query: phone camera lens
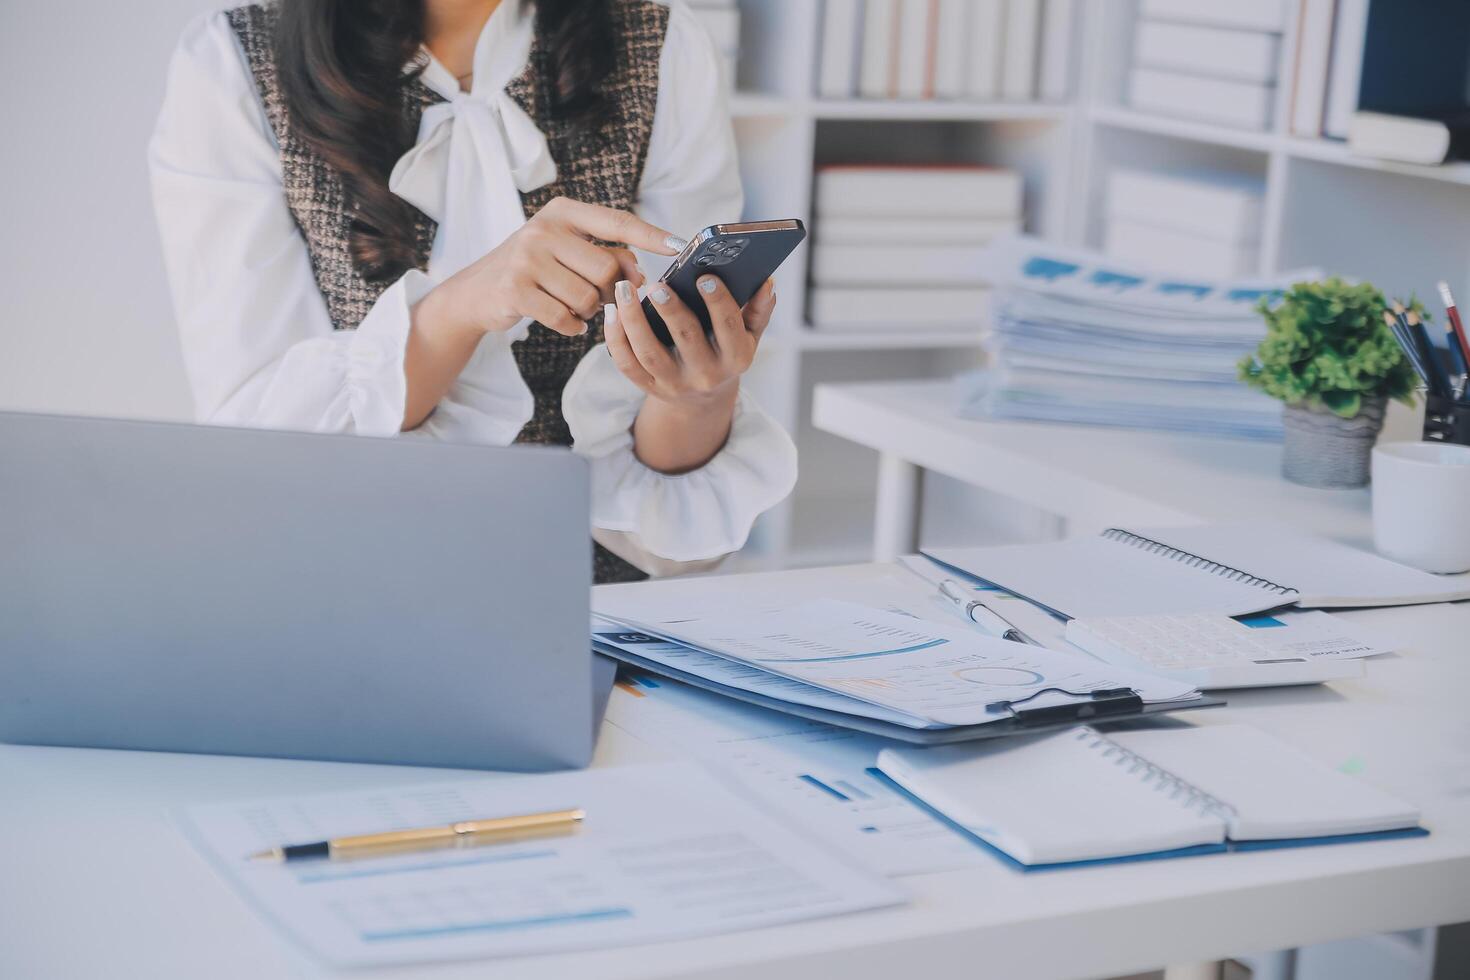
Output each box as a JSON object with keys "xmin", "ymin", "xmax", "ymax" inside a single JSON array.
[{"xmin": 696, "ymin": 254, "xmax": 717, "ymax": 267}]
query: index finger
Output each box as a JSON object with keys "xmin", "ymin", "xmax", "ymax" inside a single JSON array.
[{"xmin": 551, "ymin": 199, "xmax": 683, "ymax": 255}]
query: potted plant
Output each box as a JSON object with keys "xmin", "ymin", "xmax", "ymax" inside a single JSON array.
[{"xmin": 1238, "ymin": 277, "xmax": 1418, "ymax": 488}]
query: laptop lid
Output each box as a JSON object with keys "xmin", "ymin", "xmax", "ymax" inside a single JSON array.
[{"xmin": 0, "ymin": 412, "xmax": 594, "ymax": 771}]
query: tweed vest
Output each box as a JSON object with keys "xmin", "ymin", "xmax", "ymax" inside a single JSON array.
[{"xmin": 226, "ymin": 0, "xmax": 671, "ymax": 583}]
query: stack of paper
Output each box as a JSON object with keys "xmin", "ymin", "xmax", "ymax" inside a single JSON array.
[
  {"xmin": 957, "ymin": 236, "xmax": 1306, "ymax": 440},
  {"xmin": 592, "ymin": 595, "xmax": 1202, "ymax": 740}
]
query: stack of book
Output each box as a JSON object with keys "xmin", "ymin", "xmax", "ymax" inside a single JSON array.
[
  {"xmin": 819, "ymin": 0, "xmax": 1078, "ymax": 102},
  {"xmin": 807, "ymin": 165, "xmax": 1022, "ymax": 331},
  {"xmin": 1128, "ymin": 0, "xmax": 1285, "ymax": 131},
  {"xmin": 1103, "ymin": 168, "xmax": 1266, "ymax": 280},
  {"xmin": 956, "ymin": 237, "xmax": 1295, "ymax": 440},
  {"xmin": 687, "ymin": 0, "xmax": 740, "ymax": 91}
]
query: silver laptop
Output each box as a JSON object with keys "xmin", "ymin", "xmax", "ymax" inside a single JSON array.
[{"xmin": 0, "ymin": 411, "xmax": 606, "ymax": 771}]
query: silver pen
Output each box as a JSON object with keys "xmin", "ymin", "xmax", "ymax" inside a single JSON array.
[{"xmin": 937, "ymin": 579, "xmax": 1039, "ymax": 645}]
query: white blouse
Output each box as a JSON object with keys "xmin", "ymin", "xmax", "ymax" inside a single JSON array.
[{"xmin": 148, "ymin": 1, "xmax": 797, "ymax": 569}]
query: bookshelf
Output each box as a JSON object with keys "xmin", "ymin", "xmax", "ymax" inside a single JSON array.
[{"xmin": 727, "ymin": 0, "xmax": 1470, "ymax": 585}]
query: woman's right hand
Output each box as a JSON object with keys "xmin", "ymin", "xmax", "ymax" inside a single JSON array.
[{"xmin": 418, "ymin": 197, "xmax": 685, "ymax": 338}]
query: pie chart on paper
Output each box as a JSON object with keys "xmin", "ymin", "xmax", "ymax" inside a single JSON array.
[{"xmin": 953, "ymin": 666, "xmax": 1045, "ymax": 687}]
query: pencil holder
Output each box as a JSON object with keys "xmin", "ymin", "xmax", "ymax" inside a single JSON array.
[{"xmin": 1421, "ymin": 394, "xmax": 1470, "ymax": 447}]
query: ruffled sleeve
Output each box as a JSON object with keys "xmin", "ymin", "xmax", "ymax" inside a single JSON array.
[
  {"xmin": 148, "ymin": 12, "xmax": 421, "ymax": 436},
  {"xmin": 562, "ymin": 349, "xmax": 798, "ymax": 565}
]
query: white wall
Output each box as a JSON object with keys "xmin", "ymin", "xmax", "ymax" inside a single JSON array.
[{"xmin": 0, "ymin": 1, "xmax": 221, "ymax": 421}]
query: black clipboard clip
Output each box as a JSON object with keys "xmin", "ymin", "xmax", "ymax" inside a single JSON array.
[{"xmin": 986, "ymin": 687, "xmax": 1145, "ymax": 728}]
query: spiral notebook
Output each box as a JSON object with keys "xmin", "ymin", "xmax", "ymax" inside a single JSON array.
[
  {"xmin": 875, "ymin": 724, "xmax": 1425, "ymax": 871},
  {"xmin": 924, "ymin": 522, "xmax": 1470, "ymax": 620}
]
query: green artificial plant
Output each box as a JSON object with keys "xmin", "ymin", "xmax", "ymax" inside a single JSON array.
[{"xmin": 1238, "ymin": 277, "xmax": 1419, "ymax": 419}]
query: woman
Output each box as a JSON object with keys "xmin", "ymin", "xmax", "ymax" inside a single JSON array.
[{"xmin": 149, "ymin": 0, "xmax": 796, "ymax": 583}]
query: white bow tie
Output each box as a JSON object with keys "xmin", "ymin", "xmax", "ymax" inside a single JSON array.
[{"xmin": 388, "ymin": 4, "xmax": 558, "ymax": 285}]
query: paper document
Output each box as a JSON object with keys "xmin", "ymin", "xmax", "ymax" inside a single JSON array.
[
  {"xmin": 605, "ymin": 678, "xmax": 988, "ymax": 876},
  {"xmin": 1241, "ymin": 610, "xmax": 1390, "ymax": 660},
  {"xmin": 593, "ymin": 615, "xmax": 935, "ymax": 729},
  {"xmin": 181, "ymin": 764, "xmax": 902, "ymax": 967},
  {"xmin": 622, "ymin": 600, "xmax": 1199, "ymax": 728}
]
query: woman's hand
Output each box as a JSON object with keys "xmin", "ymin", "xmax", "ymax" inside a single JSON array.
[
  {"xmin": 604, "ymin": 273, "xmax": 778, "ymax": 474},
  {"xmin": 420, "ymin": 196, "xmax": 683, "ymax": 338},
  {"xmin": 401, "ymin": 198, "xmax": 682, "ymax": 429}
]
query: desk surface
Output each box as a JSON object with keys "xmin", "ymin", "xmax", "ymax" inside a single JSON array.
[
  {"xmin": 4, "ymin": 563, "xmax": 1468, "ymax": 980},
  {"xmin": 813, "ymin": 380, "xmax": 1375, "ymax": 541}
]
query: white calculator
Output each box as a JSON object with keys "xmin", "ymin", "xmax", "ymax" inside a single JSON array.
[{"xmin": 1064, "ymin": 613, "xmax": 1365, "ymax": 690}]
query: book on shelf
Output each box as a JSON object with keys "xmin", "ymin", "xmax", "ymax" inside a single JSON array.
[
  {"xmin": 811, "ymin": 245, "xmax": 992, "ymax": 287},
  {"xmin": 1106, "ymin": 169, "xmax": 1265, "ymax": 244},
  {"xmin": 1342, "ymin": 0, "xmax": 1470, "ymax": 161},
  {"xmin": 932, "ymin": 0, "xmax": 970, "ymax": 100},
  {"xmin": 818, "ymin": 216, "xmax": 1021, "ymax": 245},
  {"xmin": 817, "ymin": 0, "xmax": 863, "ymax": 99},
  {"xmin": 859, "ymin": 0, "xmax": 898, "ymax": 99},
  {"xmin": 808, "ymin": 287, "xmax": 992, "ymax": 330},
  {"xmin": 686, "ymin": 0, "xmax": 739, "ymax": 91},
  {"xmin": 1000, "ymin": 0, "xmax": 1041, "ymax": 100},
  {"xmin": 895, "ymin": 0, "xmax": 931, "ymax": 100},
  {"xmin": 1288, "ymin": 0, "xmax": 1337, "ymax": 137},
  {"xmin": 966, "ymin": 0, "xmax": 1005, "ymax": 100},
  {"xmin": 1322, "ymin": 0, "xmax": 1370, "ymax": 140},
  {"xmin": 1130, "ymin": 67, "xmax": 1275, "ymax": 131},
  {"xmin": 1038, "ymin": 0, "xmax": 1078, "ymax": 102},
  {"xmin": 1104, "ymin": 221, "xmax": 1261, "ymax": 280},
  {"xmin": 1138, "ymin": 0, "xmax": 1289, "ymax": 33},
  {"xmin": 814, "ymin": 165, "xmax": 1024, "ymax": 218},
  {"xmin": 1348, "ymin": 110, "xmax": 1470, "ymax": 166},
  {"xmin": 1134, "ymin": 20, "xmax": 1281, "ymax": 85}
]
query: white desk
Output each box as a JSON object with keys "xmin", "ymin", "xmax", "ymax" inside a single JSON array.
[
  {"xmin": 4, "ymin": 563, "xmax": 1468, "ymax": 980},
  {"xmin": 811, "ymin": 380, "xmax": 1375, "ymax": 561}
]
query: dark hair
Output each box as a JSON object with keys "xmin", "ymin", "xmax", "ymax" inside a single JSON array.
[{"xmin": 274, "ymin": 0, "xmax": 613, "ymax": 281}]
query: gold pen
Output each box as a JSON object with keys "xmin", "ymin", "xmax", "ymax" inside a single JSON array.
[{"xmin": 247, "ymin": 807, "xmax": 585, "ymax": 863}]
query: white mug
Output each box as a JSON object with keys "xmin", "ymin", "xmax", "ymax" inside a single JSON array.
[{"xmin": 1372, "ymin": 441, "xmax": 1470, "ymax": 574}]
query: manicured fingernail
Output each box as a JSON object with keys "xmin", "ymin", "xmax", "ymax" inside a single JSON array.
[
  {"xmin": 698, "ymin": 276, "xmax": 718, "ymax": 294},
  {"xmin": 603, "ymin": 303, "xmax": 618, "ymax": 328},
  {"xmin": 664, "ymin": 235, "xmax": 688, "ymax": 252},
  {"xmin": 616, "ymin": 280, "xmax": 632, "ymax": 302},
  {"xmin": 651, "ymin": 287, "xmax": 671, "ymax": 304}
]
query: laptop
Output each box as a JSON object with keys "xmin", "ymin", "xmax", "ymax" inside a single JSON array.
[{"xmin": 0, "ymin": 411, "xmax": 610, "ymax": 771}]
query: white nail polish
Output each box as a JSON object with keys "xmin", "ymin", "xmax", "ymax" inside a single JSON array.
[
  {"xmin": 698, "ymin": 277, "xmax": 718, "ymax": 294},
  {"xmin": 615, "ymin": 280, "xmax": 632, "ymax": 302},
  {"xmin": 664, "ymin": 235, "xmax": 689, "ymax": 253},
  {"xmin": 603, "ymin": 303, "xmax": 618, "ymax": 327},
  {"xmin": 651, "ymin": 287, "xmax": 671, "ymax": 304}
]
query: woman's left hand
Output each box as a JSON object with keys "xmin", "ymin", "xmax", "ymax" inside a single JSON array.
[
  {"xmin": 604, "ymin": 274, "xmax": 776, "ymax": 405},
  {"xmin": 603, "ymin": 273, "xmax": 776, "ymax": 474}
]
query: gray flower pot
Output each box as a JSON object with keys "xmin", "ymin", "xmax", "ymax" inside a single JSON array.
[{"xmin": 1281, "ymin": 396, "xmax": 1387, "ymax": 488}]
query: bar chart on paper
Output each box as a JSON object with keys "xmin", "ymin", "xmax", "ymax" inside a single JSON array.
[{"xmin": 604, "ymin": 679, "xmax": 989, "ymax": 876}]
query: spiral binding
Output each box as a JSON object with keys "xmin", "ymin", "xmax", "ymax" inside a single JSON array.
[
  {"xmin": 1072, "ymin": 728, "xmax": 1236, "ymax": 821},
  {"xmin": 1100, "ymin": 528, "xmax": 1299, "ymax": 597}
]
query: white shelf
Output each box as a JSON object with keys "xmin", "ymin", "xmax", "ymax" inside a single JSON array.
[
  {"xmin": 1089, "ymin": 105, "xmax": 1470, "ymax": 187},
  {"xmin": 1088, "ymin": 105, "xmax": 1278, "ymax": 154},
  {"xmin": 1283, "ymin": 136, "xmax": 1470, "ymax": 186},
  {"xmin": 730, "ymin": 0, "xmax": 1470, "ymax": 574}
]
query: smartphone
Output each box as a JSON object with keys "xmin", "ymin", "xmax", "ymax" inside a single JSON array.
[{"xmin": 641, "ymin": 219, "xmax": 807, "ymax": 346}]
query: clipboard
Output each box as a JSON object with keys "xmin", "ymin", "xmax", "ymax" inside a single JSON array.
[{"xmin": 593, "ymin": 642, "xmax": 1224, "ymax": 746}]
